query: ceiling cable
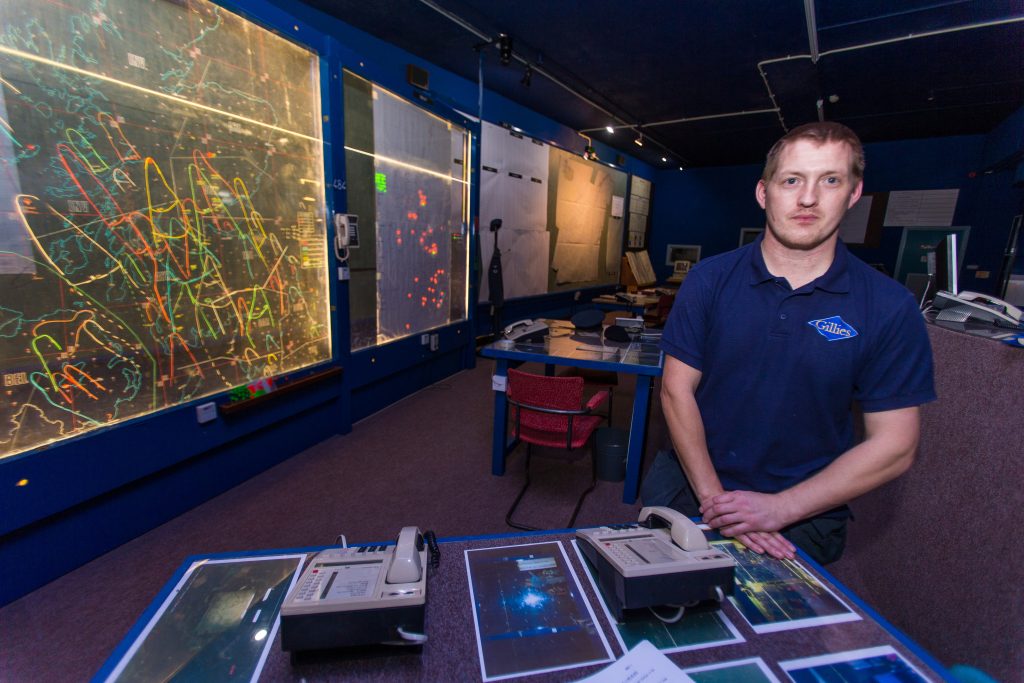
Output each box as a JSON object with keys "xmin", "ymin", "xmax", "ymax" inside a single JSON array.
[{"xmin": 414, "ymin": 0, "xmax": 688, "ymax": 166}]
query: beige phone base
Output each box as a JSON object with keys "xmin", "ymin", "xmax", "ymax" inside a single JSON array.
[
  {"xmin": 576, "ymin": 507, "xmax": 735, "ymax": 621},
  {"xmin": 280, "ymin": 528, "xmax": 428, "ymax": 653}
]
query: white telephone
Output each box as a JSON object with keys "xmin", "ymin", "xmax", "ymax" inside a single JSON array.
[
  {"xmin": 575, "ymin": 507, "xmax": 735, "ymax": 621},
  {"xmin": 280, "ymin": 527, "xmax": 430, "ymax": 652},
  {"xmin": 933, "ymin": 290, "xmax": 1022, "ymax": 328},
  {"xmin": 503, "ymin": 318, "xmax": 549, "ymax": 342}
]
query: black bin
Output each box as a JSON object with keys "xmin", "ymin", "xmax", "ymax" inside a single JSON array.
[{"xmin": 595, "ymin": 427, "xmax": 628, "ymax": 482}]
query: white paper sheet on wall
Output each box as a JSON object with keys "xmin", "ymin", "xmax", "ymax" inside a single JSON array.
[
  {"xmin": 632, "ymin": 176, "xmax": 651, "ymax": 200},
  {"xmin": 629, "ymin": 195, "xmax": 650, "ymax": 216},
  {"xmin": 480, "ymin": 120, "xmax": 506, "ymax": 171},
  {"xmin": 884, "ymin": 189, "xmax": 958, "ymax": 226},
  {"xmin": 478, "ymin": 228, "xmax": 550, "ymax": 301},
  {"xmin": 611, "ymin": 195, "xmax": 625, "ymax": 219},
  {"xmin": 480, "ymin": 121, "xmax": 549, "ymax": 234}
]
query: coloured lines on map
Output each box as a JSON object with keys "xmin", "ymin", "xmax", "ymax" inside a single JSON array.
[{"xmin": 0, "ymin": 0, "xmax": 331, "ymax": 458}]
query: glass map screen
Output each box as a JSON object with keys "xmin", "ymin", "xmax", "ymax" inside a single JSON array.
[{"xmin": 0, "ymin": 0, "xmax": 332, "ymax": 459}]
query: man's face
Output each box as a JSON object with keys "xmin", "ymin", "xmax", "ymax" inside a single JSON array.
[{"xmin": 756, "ymin": 139, "xmax": 863, "ymax": 252}]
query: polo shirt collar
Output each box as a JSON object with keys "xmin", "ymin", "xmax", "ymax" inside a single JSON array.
[{"xmin": 748, "ymin": 233, "xmax": 851, "ymax": 293}]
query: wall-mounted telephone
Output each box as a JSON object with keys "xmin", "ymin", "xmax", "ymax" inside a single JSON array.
[
  {"xmin": 933, "ymin": 290, "xmax": 1022, "ymax": 328},
  {"xmin": 503, "ymin": 318, "xmax": 549, "ymax": 343},
  {"xmin": 333, "ymin": 213, "xmax": 359, "ymax": 251},
  {"xmin": 575, "ymin": 507, "xmax": 736, "ymax": 621},
  {"xmin": 280, "ymin": 526, "xmax": 430, "ymax": 653}
]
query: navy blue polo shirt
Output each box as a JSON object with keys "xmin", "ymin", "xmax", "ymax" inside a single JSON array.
[{"xmin": 661, "ymin": 235, "xmax": 936, "ymax": 501}]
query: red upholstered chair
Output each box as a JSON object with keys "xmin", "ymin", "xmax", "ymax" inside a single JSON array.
[{"xmin": 504, "ymin": 368, "xmax": 610, "ymax": 531}]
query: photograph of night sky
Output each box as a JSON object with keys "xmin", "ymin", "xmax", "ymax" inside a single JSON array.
[{"xmin": 466, "ymin": 542, "xmax": 611, "ymax": 680}]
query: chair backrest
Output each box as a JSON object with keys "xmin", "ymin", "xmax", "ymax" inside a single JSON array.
[{"xmin": 506, "ymin": 369, "xmax": 584, "ymax": 435}]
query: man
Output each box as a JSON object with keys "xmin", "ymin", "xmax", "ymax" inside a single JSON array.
[{"xmin": 644, "ymin": 122, "xmax": 935, "ymax": 565}]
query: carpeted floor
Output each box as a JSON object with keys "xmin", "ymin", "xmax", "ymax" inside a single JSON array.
[{"xmin": 0, "ymin": 359, "xmax": 668, "ymax": 681}]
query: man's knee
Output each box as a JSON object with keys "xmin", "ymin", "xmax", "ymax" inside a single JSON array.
[
  {"xmin": 639, "ymin": 449, "xmax": 700, "ymax": 517},
  {"xmin": 781, "ymin": 517, "xmax": 847, "ymax": 565}
]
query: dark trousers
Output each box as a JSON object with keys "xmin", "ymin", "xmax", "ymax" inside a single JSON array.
[{"xmin": 640, "ymin": 449, "xmax": 847, "ymax": 565}]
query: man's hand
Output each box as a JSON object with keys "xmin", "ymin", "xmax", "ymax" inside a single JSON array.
[
  {"xmin": 732, "ymin": 531, "xmax": 796, "ymax": 560},
  {"xmin": 700, "ymin": 491, "xmax": 797, "ymax": 559}
]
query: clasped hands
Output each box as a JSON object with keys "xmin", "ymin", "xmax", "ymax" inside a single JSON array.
[{"xmin": 699, "ymin": 490, "xmax": 796, "ymax": 560}]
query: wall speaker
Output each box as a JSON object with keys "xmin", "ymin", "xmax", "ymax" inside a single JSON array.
[{"xmin": 407, "ymin": 64, "xmax": 429, "ymax": 90}]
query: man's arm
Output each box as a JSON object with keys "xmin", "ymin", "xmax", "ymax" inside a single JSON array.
[
  {"xmin": 702, "ymin": 406, "xmax": 921, "ymax": 536},
  {"xmin": 661, "ymin": 356, "xmax": 795, "ymax": 558},
  {"xmin": 660, "ymin": 355, "xmax": 721, "ymax": 502}
]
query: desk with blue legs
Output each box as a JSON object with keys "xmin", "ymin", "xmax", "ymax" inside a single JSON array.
[{"xmin": 480, "ymin": 335, "xmax": 663, "ymax": 504}]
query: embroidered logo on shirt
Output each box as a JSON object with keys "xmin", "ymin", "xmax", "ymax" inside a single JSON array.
[{"xmin": 807, "ymin": 316, "xmax": 858, "ymax": 341}]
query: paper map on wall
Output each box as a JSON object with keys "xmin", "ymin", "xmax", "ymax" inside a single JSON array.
[
  {"xmin": 0, "ymin": 0, "xmax": 331, "ymax": 459},
  {"xmin": 552, "ymin": 154, "xmax": 613, "ymax": 284}
]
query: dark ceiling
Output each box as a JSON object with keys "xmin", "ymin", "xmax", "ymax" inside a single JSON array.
[{"xmin": 299, "ymin": 0, "xmax": 1024, "ymax": 169}]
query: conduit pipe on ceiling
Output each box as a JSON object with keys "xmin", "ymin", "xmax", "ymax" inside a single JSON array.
[
  {"xmin": 759, "ymin": 15, "xmax": 1024, "ymax": 131},
  {"xmin": 416, "ymin": 0, "xmax": 686, "ymax": 165}
]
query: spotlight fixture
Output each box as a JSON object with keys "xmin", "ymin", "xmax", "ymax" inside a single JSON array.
[
  {"xmin": 520, "ymin": 64, "xmax": 532, "ymax": 87},
  {"xmin": 605, "ymin": 126, "xmax": 614, "ymax": 134},
  {"xmin": 497, "ymin": 33, "xmax": 513, "ymax": 66},
  {"xmin": 633, "ymin": 133, "xmax": 643, "ymax": 147},
  {"xmin": 661, "ymin": 157, "xmax": 667, "ymax": 162}
]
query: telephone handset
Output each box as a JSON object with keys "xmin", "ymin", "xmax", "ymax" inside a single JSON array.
[
  {"xmin": 503, "ymin": 318, "xmax": 549, "ymax": 342},
  {"xmin": 575, "ymin": 508, "xmax": 735, "ymax": 620},
  {"xmin": 386, "ymin": 526, "xmax": 424, "ymax": 584},
  {"xmin": 280, "ymin": 526, "xmax": 431, "ymax": 653},
  {"xmin": 638, "ymin": 506, "xmax": 710, "ymax": 552}
]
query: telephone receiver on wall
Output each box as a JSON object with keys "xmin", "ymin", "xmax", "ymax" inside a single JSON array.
[
  {"xmin": 638, "ymin": 506, "xmax": 710, "ymax": 552},
  {"xmin": 386, "ymin": 526, "xmax": 424, "ymax": 584}
]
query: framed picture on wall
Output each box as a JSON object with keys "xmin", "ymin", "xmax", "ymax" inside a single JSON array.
[
  {"xmin": 739, "ymin": 228, "xmax": 763, "ymax": 246},
  {"xmin": 665, "ymin": 244, "xmax": 701, "ymax": 266}
]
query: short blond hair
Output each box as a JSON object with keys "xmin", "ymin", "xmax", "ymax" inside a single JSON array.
[{"xmin": 762, "ymin": 121, "xmax": 865, "ymax": 182}]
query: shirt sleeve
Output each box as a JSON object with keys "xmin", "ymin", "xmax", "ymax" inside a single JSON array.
[
  {"xmin": 855, "ymin": 292, "xmax": 937, "ymax": 412},
  {"xmin": 659, "ymin": 264, "xmax": 713, "ymax": 372}
]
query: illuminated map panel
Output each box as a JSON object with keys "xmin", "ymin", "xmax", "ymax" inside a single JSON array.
[{"xmin": 0, "ymin": 0, "xmax": 331, "ymax": 459}]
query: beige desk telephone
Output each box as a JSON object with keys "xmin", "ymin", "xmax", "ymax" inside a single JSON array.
[
  {"xmin": 280, "ymin": 527, "xmax": 430, "ymax": 652},
  {"xmin": 503, "ymin": 318, "xmax": 549, "ymax": 342},
  {"xmin": 576, "ymin": 507, "xmax": 736, "ymax": 621}
]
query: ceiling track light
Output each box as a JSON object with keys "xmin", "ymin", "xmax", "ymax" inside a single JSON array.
[
  {"xmin": 497, "ymin": 33, "xmax": 513, "ymax": 66},
  {"xmin": 520, "ymin": 64, "xmax": 532, "ymax": 87}
]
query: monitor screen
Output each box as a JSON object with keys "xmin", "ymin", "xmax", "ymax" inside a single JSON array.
[{"xmin": 932, "ymin": 234, "xmax": 959, "ymax": 295}]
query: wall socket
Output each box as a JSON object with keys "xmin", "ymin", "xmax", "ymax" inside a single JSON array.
[{"xmin": 195, "ymin": 402, "xmax": 217, "ymax": 424}]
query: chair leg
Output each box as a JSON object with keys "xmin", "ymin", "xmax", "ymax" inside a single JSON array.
[
  {"xmin": 506, "ymin": 444, "xmax": 540, "ymax": 531},
  {"xmin": 567, "ymin": 448, "xmax": 599, "ymax": 529}
]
